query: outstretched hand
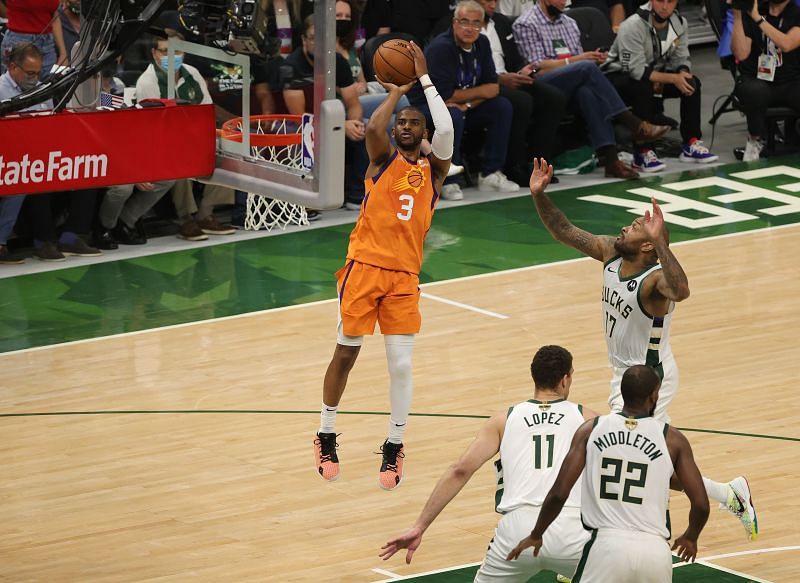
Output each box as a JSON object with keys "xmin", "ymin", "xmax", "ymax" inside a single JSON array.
[
  {"xmin": 642, "ymin": 196, "xmax": 667, "ymax": 244},
  {"xmin": 409, "ymin": 41, "xmax": 428, "ymax": 79},
  {"xmin": 379, "ymin": 526, "xmax": 424, "ymax": 564},
  {"xmin": 375, "ymin": 75, "xmax": 416, "ymax": 95},
  {"xmin": 671, "ymin": 534, "xmax": 698, "ymax": 563},
  {"xmin": 529, "ymin": 157, "xmax": 554, "ymax": 197},
  {"xmin": 506, "ymin": 534, "xmax": 542, "ymax": 561}
]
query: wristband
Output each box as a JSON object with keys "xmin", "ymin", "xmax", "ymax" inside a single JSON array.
[
  {"xmin": 756, "ymin": 16, "xmax": 766, "ymax": 25},
  {"xmin": 419, "ymin": 73, "xmax": 432, "ymax": 86}
]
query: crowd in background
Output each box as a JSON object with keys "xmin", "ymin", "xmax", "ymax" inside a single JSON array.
[{"xmin": 0, "ymin": 0, "xmax": 799, "ymax": 264}]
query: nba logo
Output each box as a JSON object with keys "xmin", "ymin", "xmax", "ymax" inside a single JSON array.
[{"xmin": 302, "ymin": 113, "xmax": 314, "ymax": 173}]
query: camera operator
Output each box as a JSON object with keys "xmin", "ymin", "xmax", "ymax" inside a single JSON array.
[{"xmin": 730, "ymin": 0, "xmax": 800, "ymax": 160}]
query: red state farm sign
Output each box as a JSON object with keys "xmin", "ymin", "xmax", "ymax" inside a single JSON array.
[{"xmin": 0, "ymin": 104, "xmax": 216, "ymax": 196}]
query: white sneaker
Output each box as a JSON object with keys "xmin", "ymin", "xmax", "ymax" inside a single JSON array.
[
  {"xmin": 441, "ymin": 183, "xmax": 464, "ymax": 200},
  {"xmin": 743, "ymin": 137, "xmax": 764, "ymax": 162},
  {"xmin": 447, "ymin": 163, "xmax": 464, "ymax": 177},
  {"xmin": 722, "ymin": 476, "xmax": 759, "ymax": 541},
  {"xmin": 478, "ymin": 170, "xmax": 520, "ymax": 192}
]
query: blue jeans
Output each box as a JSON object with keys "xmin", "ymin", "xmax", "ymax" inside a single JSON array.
[
  {"xmin": 537, "ymin": 61, "xmax": 628, "ymax": 150},
  {"xmin": 0, "ymin": 195, "xmax": 25, "ymax": 244},
  {"xmin": 418, "ymin": 95, "xmax": 513, "ymax": 185},
  {"xmin": 1, "ymin": 31, "xmax": 57, "ymax": 79}
]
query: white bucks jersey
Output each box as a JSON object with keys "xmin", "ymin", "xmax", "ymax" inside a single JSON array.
[
  {"xmin": 495, "ymin": 399, "xmax": 585, "ymax": 513},
  {"xmin": 581, "ymin": 413, "xmax": 674, "ymax": 538},
  {"xmin": 602, "ymin": 256, "xmax": 674, "ymax": 369}
]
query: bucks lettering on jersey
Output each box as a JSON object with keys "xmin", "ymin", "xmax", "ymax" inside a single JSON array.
[
  {"xmin": 602, "ymin": 256, "xmax": 674, "ymax": 369},
  {"xmin": 495, "ymin": 399, "xmax": 584, "ymax": 513},
  {"xmin": 581, "ymin": 413, "xmax": 674, "ymax": 538}
]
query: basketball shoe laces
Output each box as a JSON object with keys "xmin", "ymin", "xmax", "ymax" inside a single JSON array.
[
  {"xmin": 379, "ymin": 441, "xmax": 404, "ymax": 472},
  {"xmin": 316, "ymin": 433, "xmax": 339, "ymax": 463}
]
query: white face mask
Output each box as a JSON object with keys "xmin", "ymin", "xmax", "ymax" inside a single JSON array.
[{"xmin": 159, "ymin": 54, "xmax": 183, "ymax": 70}]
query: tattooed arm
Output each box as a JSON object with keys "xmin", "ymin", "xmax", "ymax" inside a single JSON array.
[
  {"xmin": 529, "ymin": 158, "xmax": 616, "ymax": 262},
  {"xmin": 642, "ymin": 198, "xmax": 690, "ymax": 311}
]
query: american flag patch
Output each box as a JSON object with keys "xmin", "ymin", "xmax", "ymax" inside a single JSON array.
[{"xmin": 99, "ymin": 91, "xmax": 124, "ymax": 108}]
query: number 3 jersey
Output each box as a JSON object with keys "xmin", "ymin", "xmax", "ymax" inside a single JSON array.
[
  {"xmin": 495, "ymin": 399, "xmax": 585, "ymax": 514},
  {"xmin": 345, "ymin": 150, "xmax": 438, "ymax": 275},
  {"xmin": 602, "ymin": 256, "xmax": 674, "ymax": 369},
  {"xmin": 581, "ymin": 413, "xmax": 674, "ymax": 538}
]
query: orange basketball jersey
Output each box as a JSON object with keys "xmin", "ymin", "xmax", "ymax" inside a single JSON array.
[{"xmin": 345, "ymin": 150, "xmax": 439, "ymax": 274}]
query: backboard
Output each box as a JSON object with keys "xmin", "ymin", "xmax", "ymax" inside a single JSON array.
[{"xmin": 166, "ymin": 0, "xmax": 345, "ymax": 209}]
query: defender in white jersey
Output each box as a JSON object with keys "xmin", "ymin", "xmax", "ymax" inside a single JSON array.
[
  {"xmin": 524, "ymin": 158, "xmax": 759, "ymax": 541},
  {"xmin": 380, "ymin": 346, "xmax": 598, "ymax": 582},
  {"xmin": 508, "ymin": 366, "xmax": 710, "ymax": 583}
]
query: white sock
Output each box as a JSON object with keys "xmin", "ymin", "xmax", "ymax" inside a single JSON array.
[
  {"xmin": 319, "ymin": 403, "xmax": 338, "ymax": 434},
  {"xmin": 703, "ymin": 476, "xmax": 729, "ymax": 504},
  {"xmin": 385, "ymin": 334, "xmax": 414, "ymax": 445}
]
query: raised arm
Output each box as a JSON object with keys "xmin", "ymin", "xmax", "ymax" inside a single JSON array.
[
  {"xmin": 365, "ymin": 79, "xmax": 414, "ymax": 167},
  {"xmin": 667, "ymin": 427, "xmax": 710, "ymax": 562},
  {"xmin": 409, "ymin": 42, "xmax": 453, "ymax": 190},
  {"xmin": 379, "ymin": 413, "xmax": 504, "ymax": 564},
  {"xmin": 641, "ymin": 197, "xmax": 690, "ymax": 308},
  {"xmin": 507, "ymin": 419, "xmax": 592, "ymax": 560},
  {"xmin": 529, "ymin": 159, "xmax": 616, "ymax": 262}
]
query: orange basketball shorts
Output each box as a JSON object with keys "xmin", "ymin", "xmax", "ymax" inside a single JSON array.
[{"xmin": 336, "ymin": 260, "xmax": 421, "ymax": 336}]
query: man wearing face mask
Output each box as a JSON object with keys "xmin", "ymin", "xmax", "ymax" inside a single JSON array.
[
  {"xmin": 512, "ymin": 0, "xmax": 672, "ymax": 179},
  {"xmin": 129, "ymin": 33, "xmax": 236, "ymax": 242},
  {"xmin": 135, "ymin": 34, "xmax": 211, "ymax": 105},
  {"xmin": 0, "ymin": 42, "xmax": 52, "ymax": 264},
  {"xmin": 604, "ymin": 0, "xmax": 718, "ymax": 172}
]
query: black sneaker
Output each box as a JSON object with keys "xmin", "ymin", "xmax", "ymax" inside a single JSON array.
[
  {"xmin": 377, "ymin": 440, "xmax": 405, "ymax": 491},
  {"xmin": 92, "ymin": 229, "xmax": 118, "ymax": 250},
  {"xmin": 112, "ymin": 222, "xmax": 146, "ymax": 245},
  {"xmin": 0, "ymin": 244, "xmax": 25, "ymax": 265},
  {"xmin": 313, "ymin": 432, "xmax": 340, "ymax": 481}
]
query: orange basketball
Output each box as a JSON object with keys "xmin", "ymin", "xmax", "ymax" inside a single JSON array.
[{"xmin": 373, "ymin": 39, "xmax": 416, "ymax": 85}]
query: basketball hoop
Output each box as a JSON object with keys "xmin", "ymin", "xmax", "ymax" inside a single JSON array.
[{"xmin": 220, "ymin": 114, "xmax": 312, "ymax": 231}]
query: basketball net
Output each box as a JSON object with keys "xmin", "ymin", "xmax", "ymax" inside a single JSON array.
[{"xmin": 225, "ymin": 115, "xmax": 310, "ymax": 232}]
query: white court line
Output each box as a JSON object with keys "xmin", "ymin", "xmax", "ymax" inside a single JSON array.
[
  {"xmin": 1, "ymin": 222, "xmax": 799, "ymax": 358},
  {"xmin": 370, "ymin": 567, "xmax": 400, "ymax": 578},
  {"xmin": 421, "ymin": 292, "xmax": 509, "ymax": 319},
  {"xmin": 371, "ymin": 561, "xmax": 481, "ymax": 582},
  {"xmin": 701, "ymin": 545, "xmax": 800, "ymax": 562},
  {"xmin": 694, "ymin": 560, "xmax": 774, "ymax": 583}
]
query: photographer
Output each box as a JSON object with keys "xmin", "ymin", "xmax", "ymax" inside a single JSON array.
[
  {"xmin": 730, "ymin": 0, "xmax": 800, "ymax": 160},
  {"xmin": 604, "ymin": 0, "xmax": 718, "ymax": 172}
]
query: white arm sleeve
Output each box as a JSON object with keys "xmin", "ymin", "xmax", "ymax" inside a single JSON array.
[{"xmin": 421, "ymin": 74, "xmax": 454, "ymax": 161}]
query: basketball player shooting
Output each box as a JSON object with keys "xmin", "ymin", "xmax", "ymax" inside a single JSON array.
[{"xmin": 313, "ymin": 42, "xmax": 454, "ymax": 490}]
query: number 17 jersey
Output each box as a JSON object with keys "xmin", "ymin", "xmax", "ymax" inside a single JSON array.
[{"xmin": 346, "ymin": 150, "xmax": 438, "ymax": 275}]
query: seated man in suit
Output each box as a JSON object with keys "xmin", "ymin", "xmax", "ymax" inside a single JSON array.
[{"xmin": 513, "ymin": 0, "xmax": 671, "ymax": 179}]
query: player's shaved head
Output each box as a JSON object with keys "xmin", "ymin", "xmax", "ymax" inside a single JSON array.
[{"xmin": 620, "ymin": 365, "xmax": 661, "ymax": 407}]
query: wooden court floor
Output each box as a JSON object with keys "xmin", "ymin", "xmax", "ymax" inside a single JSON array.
[{"xmin": 1, "ymin": 226, "xmax": 798, "ymax": 582}]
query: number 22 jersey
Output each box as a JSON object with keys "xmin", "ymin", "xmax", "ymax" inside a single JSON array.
[{"xmin": 346, "ymin": 150, "xmax": 439, "ymax": 275}]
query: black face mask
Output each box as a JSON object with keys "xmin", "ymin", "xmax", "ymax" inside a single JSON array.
[
  {"xmin": 652, "ymin": 11, "xmax": 669, "ymax": 23},
  {"xmin": 545, "ymin": 4, "xmax": 562, "ymax": 17},
  {"xmin": 336, "ymin": 19, "xmax": 353, "ymax": 38}
]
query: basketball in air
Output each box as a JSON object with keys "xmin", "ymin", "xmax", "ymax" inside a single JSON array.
[{"xmin": 373, "ymin": 39, "xmax": 416, "ymax": 85}]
